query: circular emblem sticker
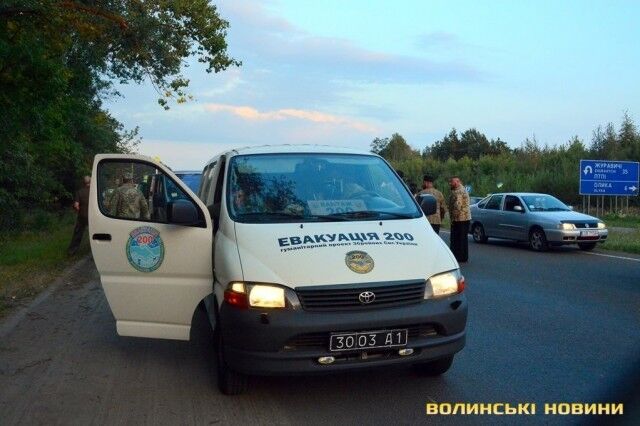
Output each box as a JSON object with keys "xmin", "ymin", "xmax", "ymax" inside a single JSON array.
[
  {"xmin": 345, "ymin": 250, "xmax": 374, "ymax": 274},
  {"xmin": 126, "ymin": 226, "xmax": 165, "ymax": 273}
]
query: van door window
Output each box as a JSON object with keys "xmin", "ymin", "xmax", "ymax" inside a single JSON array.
[{"xmin": 97, "ymin": 160, "xmax": 205, "ymax": 226}]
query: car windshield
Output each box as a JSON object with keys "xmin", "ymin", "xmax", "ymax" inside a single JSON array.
[
  {"xmin": 176, "ymin": 173, "xmax": 201, "ymax": 193},
  {"xmin": 227, "ymin": 153, "xmax": 422, "ymax": 223},
  {"xmin": 521, "ymin": 195, "xmax": 570, "ymax": 211}
]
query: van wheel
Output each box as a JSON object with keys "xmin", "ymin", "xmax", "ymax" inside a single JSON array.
[
  {"xmin": 578, "ymin": 242, "xmax": 597, "ymax": 251},
  {"xmin": 412, "ymin": 355, "xmax": 454, "ymax": 376},
  {"xmin": 214, "ymin": 324, "xmax": 248, "ymax": 395},
  {"xmin": 472, "ymin": 223, "xmax": 488, "ymax": 243},
  {"xmin": 529, "ymin": 228, "xmax": 549, "ymax": 252}
]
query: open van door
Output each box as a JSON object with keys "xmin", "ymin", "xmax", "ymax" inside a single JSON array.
[{"xmin": 89, "ymin": 154, "xmax": 212, "ymax": 340}]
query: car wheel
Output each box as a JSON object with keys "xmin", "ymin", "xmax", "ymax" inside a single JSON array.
[
  {"xmin": 214, "ymin": 321, "xmax": 248, "ymax": 395},
  {"xmin": 529, "ymin": 228, "xmax": 549, "ymax": 252},
  {"xmin": 412, "ymin": 355, "xmax": 454, "ymax": 376},
  {"xmin": 472, "ymin": 223, "xmax": 488, "ymax": 243},
  {"xmin": 578, "ymin": 242, "xmax": 597, "ymax": 251}
]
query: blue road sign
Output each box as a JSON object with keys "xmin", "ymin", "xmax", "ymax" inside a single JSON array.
[{"xmin": 579, "ymin": 160, "xmax": 639, "ymax": 196}]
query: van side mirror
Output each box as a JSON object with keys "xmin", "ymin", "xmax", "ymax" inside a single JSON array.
[
  {"xmin": 513, "ymin": 205, "xmax": 524, "ymax": 212},
  {"xmin": 168, "ymin": 200, "xmax": 199, "ymax": 224},
  {"xmin": 417, "ymin": 194, "xmax": 437, "ymax": 216}
]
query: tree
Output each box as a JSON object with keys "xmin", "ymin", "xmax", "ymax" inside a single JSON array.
[
  {"xmin": 378, "ymin": 133, "xmax": 418, "ymax": 162},
  {"xmin": 0, "ymin": 0, "xmax": 240, "ymax": 228},
  {"xmin": 370, "ymin": 137, "xmax": 389, "ymax": 154}
]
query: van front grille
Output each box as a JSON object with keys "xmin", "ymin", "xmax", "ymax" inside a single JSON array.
[{"xmin": 295, "ymin": 280, "xmax": 425, "ymax": 312}]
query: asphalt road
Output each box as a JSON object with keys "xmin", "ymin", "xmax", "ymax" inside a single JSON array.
[{"xmin": 1, "ymin": 237, "xmax": 639, "ymax": 425}]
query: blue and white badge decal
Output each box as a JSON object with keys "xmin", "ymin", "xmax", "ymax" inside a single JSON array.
[{"xmin": 126, "ymin": 226, "xmax": 165, "ymax": 273}]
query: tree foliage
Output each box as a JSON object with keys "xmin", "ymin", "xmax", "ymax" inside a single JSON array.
[
  {"xmin": 0, "ymin": 0, "xmax": 239, "ymax": 229},
  {"xmin": 375, "ymin": 113, "xmax": 640, "ymax": 207}
]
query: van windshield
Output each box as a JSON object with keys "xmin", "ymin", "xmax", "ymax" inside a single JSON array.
[{"xmin": 227, "ymin": 153, "xmax": 422, "ymax": 223}]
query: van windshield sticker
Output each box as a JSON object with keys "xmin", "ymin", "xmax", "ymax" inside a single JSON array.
[
  {"xmin": 278, "ymin": 231, "xmax": 417, "ymax": 253},
  {"xmin": 126, "ymin": 226, "xmax": 165, "ymax": 272},
  {"xmin": 307, "ymin": 200, "xmax": 366, "ymax": 215}
]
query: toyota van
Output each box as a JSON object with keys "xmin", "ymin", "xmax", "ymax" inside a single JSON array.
[{"xmin": 89, "ymin": 145, "xmax": 467, "ymax": 394}]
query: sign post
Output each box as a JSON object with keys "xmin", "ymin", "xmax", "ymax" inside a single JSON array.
[
  {"xmin": 580, "ymin": 160, "xmax": 639, "ymax": 215},
  {"xmin": 579, "ymin": 160, "xmax": 639, "ymax": 196}
]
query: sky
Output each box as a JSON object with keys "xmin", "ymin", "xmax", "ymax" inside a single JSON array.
[{"xmin": 106, "ymin": 0, "xmax": 640, "ymax": 169}]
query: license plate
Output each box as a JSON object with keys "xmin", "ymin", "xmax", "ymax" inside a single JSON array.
[
  {"xmin": 329, "ymin": 329, "xmax": 408, "ymax": 352},
  {"xmin": 580, "ymin": 230, "xmax": 599, "ymax": 237}
]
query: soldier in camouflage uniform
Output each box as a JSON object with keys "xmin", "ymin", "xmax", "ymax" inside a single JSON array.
[
  {"xmin": 448, "ymin": 177, "xmax": 471, "ymax": 262},
  {"xmin": 417, "ymin": 175, "xmax": 447, "ymax": 235},
  {"xmin": 109, "ymin": 172, "xmax": 150, "ymax": 220}
]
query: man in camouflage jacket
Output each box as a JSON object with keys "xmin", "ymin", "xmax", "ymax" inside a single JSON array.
[
  {"xmin": 417, "ymin": 175, "xmax": 447, "ymax": 235},
  {"xmin": 109, "ymin": 172, "xmax": 151, "ymax": 220},
  {"xmin": 448, "ymin": 177, "xmax": 471, "ymax": 262}
]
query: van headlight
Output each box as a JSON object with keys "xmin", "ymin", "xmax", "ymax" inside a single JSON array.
[
  {"xmin": 425, "ymin": 270, "xmax": 465, "ymax": 299},
  {"xmin": 224, "ymin": 282, "xmax": 289, "ymax": 309}
]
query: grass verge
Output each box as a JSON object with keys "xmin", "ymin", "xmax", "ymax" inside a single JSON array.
[
  {"xmin": 599, "ymin": 228, "xmax": 640, "ymax": 254},
  {"xmin": 601, "ymin": 214, "xmax": 640, "ymax": 229},
  {"xmin": 0, "ymin": 212, "xmax": 90, "ymax": 316}
]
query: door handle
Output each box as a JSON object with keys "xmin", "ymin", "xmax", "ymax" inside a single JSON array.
[{"xmin": 92, "ymin": 233, "xmax": 112, "ymax": 241}]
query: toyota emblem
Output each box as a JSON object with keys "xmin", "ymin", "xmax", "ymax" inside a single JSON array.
[{"xmin": 359, "ymin": 291, "xmax": 376, "ymax": 304}]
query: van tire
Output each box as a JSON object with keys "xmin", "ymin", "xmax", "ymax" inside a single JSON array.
[
  {"xmin": 214, "ymin": 323, "xmax": 248, "ymax": 395},
  {"xmin": 412, "ymin": 355, "xmax": 454, "ymax": 376}
]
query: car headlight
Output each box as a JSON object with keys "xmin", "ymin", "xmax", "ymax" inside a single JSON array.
[
  {"xmin": 559, "ymin": 223, "xmax": 575, "ymax": 230},
  {"xmin": 597, "ymin": 222, "xmax": 606, "ymax": 229},
  {"xmin": 224, "ymin": 282, "xmax": 287, "ymax": 309},
  {"xmin": 425, "ymin": 270, "xmax": 464, "ymax": 299}
]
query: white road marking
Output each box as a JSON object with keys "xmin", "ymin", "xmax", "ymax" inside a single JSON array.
[
  {"xmin": 439, "ymin": 230, "xmax": 640, "ymax": 262},
  {"xmin": 580, "ymin": 251, "xmax": 640, "ymax": 263}
]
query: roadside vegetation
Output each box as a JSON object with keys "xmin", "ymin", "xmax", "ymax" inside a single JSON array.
[
  {"xmin": 0, "ymin": 2, "xmax": 239, "ymax": 314},
  {"xmin": 600, "ymin": 228, "xmax": 640, "ymax": 254},
  {"xmin": 0, "ymin": 211, "xmax": 89, "ymax": 316},
  {"xmin": 374, "ymin": 113, "xmax": 640, "ymax": 209}
]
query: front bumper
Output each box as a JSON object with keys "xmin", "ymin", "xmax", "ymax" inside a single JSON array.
[
  {"xmin": 545, "ymin": 228, "xmax": 608, "ymax": 244},
  {"xmin": 219, "ymin": 295, "xmax": 467, "ymax": 375}
]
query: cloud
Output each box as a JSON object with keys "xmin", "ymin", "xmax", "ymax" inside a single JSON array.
[
  {"xmin": 203, "ymin": 103, "xmax": 378, "ymax": 133},
  {"xmin": 218, "ymin": 0, "xmax": 483, "ymax": 84},
  {"xmin": 416, "ymin": 31, "xmax": 462, "ymax": 48}
]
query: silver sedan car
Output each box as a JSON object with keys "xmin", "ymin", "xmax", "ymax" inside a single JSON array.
[{"xmin": 469, "ymin": 193, "xmax": 608, "ymax": 251}]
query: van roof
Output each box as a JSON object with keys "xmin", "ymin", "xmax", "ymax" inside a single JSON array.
[{"xmin": 206, "ymin": 144, "xmax": 374, "ymax": 165}]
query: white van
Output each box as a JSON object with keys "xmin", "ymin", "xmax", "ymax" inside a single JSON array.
[{"xmin": 89, "ymin": 145, "xmax": 467, "ymax": 394}]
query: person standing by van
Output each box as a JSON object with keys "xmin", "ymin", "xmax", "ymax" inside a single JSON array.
[
  {"xmin": 418, "ymin": 175, "xmax": 446, "ymax": 235},
  {"xmin": 109, "ymin": 172, "xmax": 150, "ymax": 220},
  {"xmin": 448, "ymin": 177, "xmax": 471, "ymax": 262},
  {"xmin": 67, "ymin": 175, "xmax": 91, "ymax": 256}
]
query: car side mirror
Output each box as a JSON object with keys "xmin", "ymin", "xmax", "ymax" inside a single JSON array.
[
  {"xmin": 417, "ymin": 194, "xmax": 437, "ymax": 216},
  {"xmin": 168, "ymin": 199, "xmax": 199, "ymax": 224},
  {"xmin": 568, "ymin": 205, "xmax": 574, "ymax": 211},
  {"xmin": 513, "ymin": 205, "xmax": 524, "ymax": 212}
]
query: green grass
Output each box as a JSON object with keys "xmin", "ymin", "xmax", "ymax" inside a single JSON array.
[
  {"xmin": 601, "ymin": 214, "xmax": 640, "ymax": 229},
  {"xmin": 0, "ymin": 212, "xmax": 90, "ymax": 316},
  {"xmin": 599, "ymin": 228, "xmax": 640, "ymax": 254}
]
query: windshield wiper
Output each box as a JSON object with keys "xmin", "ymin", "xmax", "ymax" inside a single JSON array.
[
  {"xmin": 316, "ymin": 210, "xmax": 416, "ymax": 220},
  {"xmin": 237, "ymin": 212, "xmax": 304, "ymax": 220},
  {"xmin": 237, "ymin": 212, "xmax": 351, "ymax": 221}
]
